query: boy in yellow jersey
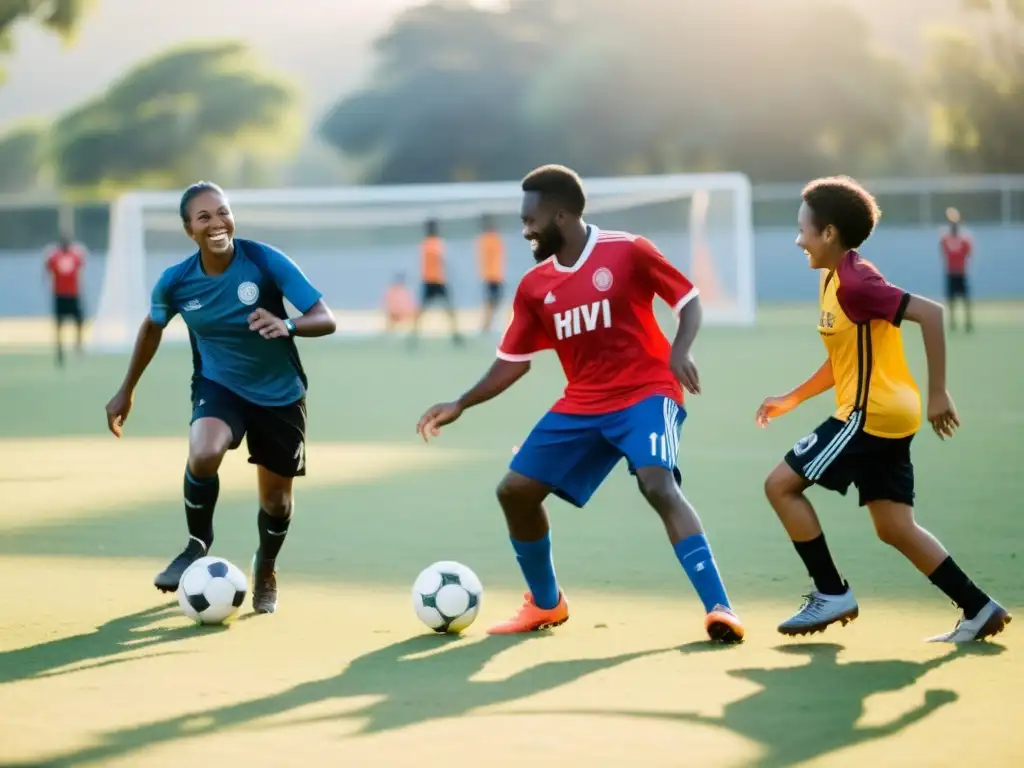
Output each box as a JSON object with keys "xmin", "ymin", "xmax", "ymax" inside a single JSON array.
[
  {"xmin": 411, "ymin": 219, "xmax": 462, "ymax": 345},
  {"xmin": 477, "ymin": 214, "xmax": 505, "ymax": 333},
  {"xmin": 757, "ymin": 176, "xmax": 1009, "ymax": 643}
]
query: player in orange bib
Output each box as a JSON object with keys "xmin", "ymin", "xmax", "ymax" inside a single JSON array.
[
  {"xmin": 477, "ymin": 214, "xmax": 505, "ymax": 333},
  {"xmin": 756, "ymin": 176, "xmax": 1009, "ymax": 643},
  {"xmin": 411, "ymin": 219, "xmax": 462, "ymax": 345}
]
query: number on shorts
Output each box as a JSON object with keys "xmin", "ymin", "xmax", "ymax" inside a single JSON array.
[{"xmin": 649, "ymin": 432, "xmax": 667, "ymax": 461}]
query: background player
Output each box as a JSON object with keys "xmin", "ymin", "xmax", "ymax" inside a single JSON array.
[
  {"xmin": 383, "ymin": 272, "xmax": 415, "ymax": 333},
  {"xmin": 756, "ymin": 176, "xmax": 1009, "ymax": 643},
  {"xmin": 416, "ymin": 165, "xmax": 744, "ymax": 644},
  {"xmin": 477, "ymin": 214, "xmax": 505, "ymax": 334},
  {"xmin": 410, "ymin": 218, "xmax": 462, "ymax": 345},
  {"xmin": 940, "ymin": 207, "xmax": 973, "ymax": 332},
  {"xmin": 103, "ymin": 181, "xmax": 336, "ymax": 615},
  {"xmin": 44, "ymin": 231, "xmax": 87, "ymax": 366}
]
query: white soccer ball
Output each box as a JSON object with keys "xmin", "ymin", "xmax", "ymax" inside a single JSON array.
[
  {"xmin": 412, "ymin": 560, "xmax": 483, "ymax": 633},
  {"xmin": 177, "ymin": 556, "xmax": 248, "ymax": 625}
]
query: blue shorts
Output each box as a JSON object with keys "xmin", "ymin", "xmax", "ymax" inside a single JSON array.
[{"xmin": 510, "ymin": 395, "xmax": 685, "ymax": 508}]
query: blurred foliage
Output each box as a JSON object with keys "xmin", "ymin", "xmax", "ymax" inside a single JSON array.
[
  {"xmin": 0, "ymin": 119, "xmax": 47, "ymax": 192},
  {"xmin": 51, "ymin": 41, "xmax": 302, "ymax": 195},
  {"xmin": 0, "ymin": 0, "xmax": 93, "ymax": 80},
  {"xmin": 925, "ymin": 0, "xmax": 1024, "ymax": 171}
]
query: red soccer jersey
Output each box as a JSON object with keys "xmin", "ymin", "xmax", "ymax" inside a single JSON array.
[
  {"xmin": 940, "ymin": 232, "xmax": 972, "ymax": 275},
  {"xmin": 45, "ymin": 246, "xmax": 85, "ymax": 297},
  {"xmin": 498, "ymin": 227, "xmax": 698, "ymax": 414}
]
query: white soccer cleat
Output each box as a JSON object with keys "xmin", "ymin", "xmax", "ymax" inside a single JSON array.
[
  {"xmin": 778, "ymin": 588, "xmax": 859, "ymax": 636},
  {"xmin": 925, "ymin": 600, "xmax": 1012, "ymax": 644}
]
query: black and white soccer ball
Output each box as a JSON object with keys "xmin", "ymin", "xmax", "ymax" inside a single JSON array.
[
  {"xmin": 412, "ymin": 560, "xmax": 483, "ymax": 633},
  {"xmin": 177, "ymin": 556, "xmax": 248, "ymax": 625}
]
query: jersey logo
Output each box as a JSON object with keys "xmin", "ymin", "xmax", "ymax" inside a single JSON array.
[
  {"xmin": 554, "ymin": 299, "xmax": 611, "ymax": 340},
  {"xmin": 592, "ymin": 267, "xmax": 613, "ymax": 292},
  {"xmin": 819, "ymin": 310, "xmax": 835, "ymax": 329},
  {"xmin": 182, "ymin": 299, "xmax": 202, "ymax": 311},
  {"xmin": 237, "ymin": 281, "xmax": 260, "ymax": 306},
  {"xmin": 544, "ymin": 291, "xmax": 556, "ymax": 304},
  {"xmin": 793, "ymin": 432, "xmax": 818, "ymax": 456}
]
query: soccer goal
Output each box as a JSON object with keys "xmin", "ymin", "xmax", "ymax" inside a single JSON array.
[{"xmin": 89, "ymin": 173, "xmax": 755, "ymax": 351}]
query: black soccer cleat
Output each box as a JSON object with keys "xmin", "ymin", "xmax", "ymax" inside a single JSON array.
[
  {"xmin": 154, "ymin": 537, "xmax": 207, "ymax": 593},
  {"xmin": 251, "ymin": 555, "xmax": 278, "ymax": 614}
]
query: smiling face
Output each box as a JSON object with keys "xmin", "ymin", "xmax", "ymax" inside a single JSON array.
[
  {"xmin": 520, "ymin": 191, "xmax": 567, "ymax": 263},
  {"xmin": 184, "ymin": 189, "xmax": 235, "ymax": 255},
  {"xmin": 796, "ymin": 200, "xmax": 835, "ymax": 270}
]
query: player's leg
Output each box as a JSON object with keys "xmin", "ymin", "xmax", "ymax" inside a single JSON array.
[
  {"xmin": 488, "ymin": 413, "xmax": 617, "ymax": 633},
  {"xmin": 482, "ymin": 282, "xmax": 500, "ymax": 333},
  {"xmin": 607, "ymin": 396, "xmax": 743, "ymax": 642},
  {"xmin": 960, "ymin": 276, "xmax": 973, "ymax": 333},
  {"xmin": 438, "ymin": 284, "xmax": 462, "ymax": 344},
  {"xmin": 72, "ymin": 297, "xmax": 84, "ymax": 354},
  {"xmin": 409, "ymin": 284, "xmax": 431, "ymax": 343},
  {"xmin": 945, "ymin": 274, "xmax": 958, "ymax": 331},
  {"xmin": 765, "ymin": 418, "xmax": 860, "ymax": 635},
  {"xmin": 244, "ymin": 398, "xmax": 307, "ymax": 614},
  {"xmin": 857, "ymin": 440, "xmax": 1009, "ymax": 642},
  {"xmin": 53, "ymin": 297, "xmax": 65, "ymax": 366},
  {"xmin": 155, "ymin": 383, "xmax": 244, "ymax": 591}
]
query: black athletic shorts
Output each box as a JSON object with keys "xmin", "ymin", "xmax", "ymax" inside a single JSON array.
[
  {"xmin": 54, "ymin": 295, "xmax": 83, "ymax": 323},
  {"xmin": 484, "ymin": 281, "xmax": 503, "ymax": 305},
  {"xmin": 946, "ymin": 274, "xmax": 968, "ymax": 300},
  {"xmin": 784, "ymin": 415, "xmax": 915, "ymax": 506},
  {"xmin": 421, "ymin": 282, "xmax": 450, "ymax": 305},
  {"xmin": 191, "ymin": 377, "xmax": 307, "ymax": 478}
]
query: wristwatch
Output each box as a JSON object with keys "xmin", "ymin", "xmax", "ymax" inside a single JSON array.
[{"xmin": 284, "ymin": 318, "xmax": 296, "ymax": 336}]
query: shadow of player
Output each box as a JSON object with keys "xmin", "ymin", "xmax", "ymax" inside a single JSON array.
[
  {"xmin": 0, "ymin": 602, "xmax": 222, "ymax": 686},
  {"xmin": 507, "ymin": 641, "xmax": 1005, "ymax": 768},
  {"xmin": 23, "ymin": 632, "xmax": 677, "ymax": 767}
]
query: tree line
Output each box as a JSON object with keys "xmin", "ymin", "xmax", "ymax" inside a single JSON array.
[{"xmin": 1, "ymin": 0, "xmax": 1022, "ymax": 196}]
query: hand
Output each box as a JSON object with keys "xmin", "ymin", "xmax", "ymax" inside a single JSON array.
[
  {"xmin": 927, "ymin": 389, "xmax": 960, "ymax": 439},
  {"xmin": 756, "ymin": 395, "xmax": 796, "ymax": 428},
  {"xmin": 248, "ymin": 308, "xmax": 289, "ymax": 339},
  {"xmin": 105, "ymin": 388, "xmax": 134, "ymax": 438},
  {"xmin": 416, "ymin": 401, "xmax": 463, "ymax": 442},
  {"xmin": 670, "ymin": 350, "xmax": 701, "ymax": 395}
]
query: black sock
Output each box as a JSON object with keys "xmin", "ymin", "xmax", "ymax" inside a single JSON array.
[
  {"xmin": 793, "ymin": 534, "xmax": 847, "ymax": 595},
  {"xmin": 257, "ymin": 509, "xmax": 291, "ymax": 563},
  {"xmin": 928, "ymin": 556, "xmax": 990, "ymax": 619},
  {"xmin": 184, "ymin": 469, "xmax": 219, "ymax": 549}
]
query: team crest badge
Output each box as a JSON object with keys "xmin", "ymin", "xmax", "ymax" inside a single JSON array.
[
  {"xmin": 793, "ymin": 432, "xmax": 818, "ymax": 456},
  {"xmin": 593, "ymin": 267, "xmax": 613, "ymax": 292},
  {"xmin": 237, "ymin": 281, "xmax": 259, "ymax": 306}
]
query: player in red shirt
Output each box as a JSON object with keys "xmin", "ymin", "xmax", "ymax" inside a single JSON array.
[
  {"xmin": 415, "ymin": 165, "xmax": 744, "ymax": 643},
  {"xmin": 44, "ymin": 233, "xmax": 87, "ymax": 366},
  {"xmin": 940, "ymin": 208, "xmax": 973, "ymax": 332}
]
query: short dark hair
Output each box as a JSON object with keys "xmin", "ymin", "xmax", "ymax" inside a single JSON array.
[
  {"xmin": 179, "ymin": 181, "xmax": 225, "ymax": 224},
  {"xmin": 521, "ymin": 164, "xmax": 586, "ymax": 217},
  {"xmin": 801, "ymin": 176, "xmax": 880, "ymax": 249},
  {"xmin": 425, "ymin": 218, "xmax": 439, "ymax": 235}
]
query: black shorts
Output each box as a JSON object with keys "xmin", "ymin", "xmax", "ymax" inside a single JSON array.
[
  {"xmin": 784, "ymin": 416, "xmax": 915, "ymax": 506},
  {"xmin": 421, "ymin": 282, "xmax": 450, "ymax": 305},
  {"xmin": 54, "ymin": 296, "xmax": 83, "ymax": 323},
  {"xmin": 191, "ymin": 377, "xmax": 307, "ymax": 478},
  {"xmin": 946, "ymin": 274, "xmax": 968, "ymax": 299},
  {"xmin": 484, "ymin": 281, "xmax": 504, "ymax": 305}
]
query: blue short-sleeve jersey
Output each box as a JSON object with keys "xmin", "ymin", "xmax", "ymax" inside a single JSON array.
[{"xmin": 149, "ymin": 238, "xmax": 323, "ymax": 407}]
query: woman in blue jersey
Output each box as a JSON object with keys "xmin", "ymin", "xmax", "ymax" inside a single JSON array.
[{"xmin": 104, "ymin": 182, "xmax": 336, "ymax": 615}]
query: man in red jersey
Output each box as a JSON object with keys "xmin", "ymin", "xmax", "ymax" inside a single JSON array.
[
  {"xmin": 416, "ymin": 165, "xmax": 743, "ymax": 643},
  {"xmin": 940, "ymin": 208, "xmax": 973, "ymax": 332},
  {"xmin": 44, "ymin": 232, "xmax": 87, "ymax": 365}
]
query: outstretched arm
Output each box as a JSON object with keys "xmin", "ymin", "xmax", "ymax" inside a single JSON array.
[
  {"xmin": 903, "ymin": 294, "xmax": 959, "ymax": 438},
  {"xmin": 416, "ymin": 359, "xmax": 530, "ymax": 442},
  {"xmin": 756, "ymin": 360, "xmax": 834, "ymax": 427}
]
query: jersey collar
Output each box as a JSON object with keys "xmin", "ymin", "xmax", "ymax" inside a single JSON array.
[{"xmin": 550, "ymin": 223, "xmax": 600, "ymax": 273}]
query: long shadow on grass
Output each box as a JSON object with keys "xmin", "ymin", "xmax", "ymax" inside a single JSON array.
[
  {"xmin": 23, "ymin": 632, "xmax": 680, "ymax": 767},
  {"xmin": 0, "ymin": 603, "xmax": 222, "ymax": 686},
  {"xmin": 507, "ymin": 641, "xmax": 1004, "ymax": 768}
]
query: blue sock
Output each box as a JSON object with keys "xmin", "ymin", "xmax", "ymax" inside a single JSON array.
[
  {"xmin": 510, "ymin": 534, "xmax": 560, "ymax": 610},
  {"xmin": 674, "ymin": 533, "xmax": 731, "ymax": 613}
]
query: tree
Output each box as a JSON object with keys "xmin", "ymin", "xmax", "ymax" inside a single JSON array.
[
  {"xmin": 0, "ymin": 120, "xmax": 47, "ymax": 192},
  {"xmin": 926, "ymin": 0, "xmax": 1024, "ymax": 171},
  {"xmin": 51, "ymin": 40, "xmax": 303, "ymax": 194},
  {"xmin": 320, "ymin": 0, "xmax": 916, "ymax": 184},
  {"xmin": 0, "ymin": 0, "xmax": 94, "ymax": 81}
]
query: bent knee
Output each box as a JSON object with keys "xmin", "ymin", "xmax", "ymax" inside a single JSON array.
[
  {"xmin": 636, "ymin": 468, "xmax": 679, "ymax": 510},
  {"xmin": 764, "ymin": 462, "xmax": 805, "ymax": 502},
  {"xmin": 188, "ymin": 447, "xmax": 228, "ymax": 476},
  {"xmin": 496, "ymin": 472, "xmax": 547, "ymax": 509},
  {"xmin": 260, "ymin": 489, "xmax": 293, "ymax": 518}
]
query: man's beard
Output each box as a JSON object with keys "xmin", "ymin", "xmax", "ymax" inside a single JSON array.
[{"xmin": 530, "ymin": 224, "xmax": 565, "ymax": 263}]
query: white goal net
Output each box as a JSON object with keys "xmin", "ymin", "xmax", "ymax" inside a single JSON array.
[{"xmin": 88, "ymin": 173, "xmax": 755, "ymax": 351}]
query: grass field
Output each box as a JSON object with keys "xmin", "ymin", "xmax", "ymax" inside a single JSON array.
[{"xmin": 1, "ymin": 305, "xmax": 1022, "ymax": 767}]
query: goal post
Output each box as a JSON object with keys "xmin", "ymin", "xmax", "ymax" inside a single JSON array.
[{"xmin": 88, "ymin": 173, "xmax": 755, "ymax": 351}]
